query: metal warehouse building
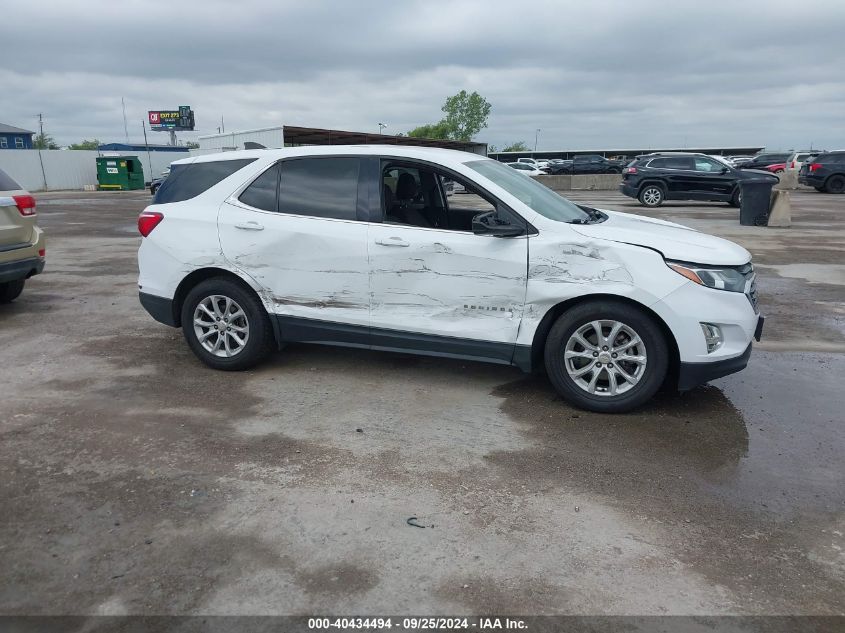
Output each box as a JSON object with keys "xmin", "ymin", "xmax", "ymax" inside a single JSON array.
[{"xmin": 489, "ymin": 146, "xmax": 766, "ymax": 162}]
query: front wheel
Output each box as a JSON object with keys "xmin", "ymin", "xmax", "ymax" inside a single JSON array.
[
  {"xmin": 544, "ymin": 301, "xmax": 669, "ymax": 413},
  {"xmin": 0, "ymin": 279, "xmax": 25, "ymax": 303},
  {"xmin": 638, "ymin": 184, "xmax": 664, "ymax": 207},
  {"xmin": 181, "ymin": 278, "xmax": 274, "ymax": 370}
]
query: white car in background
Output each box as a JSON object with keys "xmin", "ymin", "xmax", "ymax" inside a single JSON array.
[
  {"xmin": 507, "ymin": 162, "xmax": 546, "ymax": 176},
  {"xmin": 517, "ymin": 157, "xmax": 550, "ymax": 169},
  {"xmin": 137, "ymin": 145, "xmax": 763, "ymax": 413},
  {"xmin": 785, "ymin": 151, "xmax": 821, "ymax": 174}
]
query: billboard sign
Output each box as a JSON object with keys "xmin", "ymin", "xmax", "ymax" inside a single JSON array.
[{"xmin": 148, "ymin": 106, "xmax": 195, "ymax": 131}]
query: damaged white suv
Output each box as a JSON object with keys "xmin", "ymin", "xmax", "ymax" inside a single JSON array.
[{"xmin": 138, "ymin": 146, "xmax": 763, "ymax": 413}]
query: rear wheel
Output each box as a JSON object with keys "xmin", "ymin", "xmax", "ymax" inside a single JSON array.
[
  {"xmin": 825, "ymin": 175, "xmax": 845, "ymax": 194},
  {"xmin": 544, "ymin": 301, "xmax": 669, "ymax": 413},
  {"xmin": 638, "ymin": 184, "xmax": 664, "ymax": 207},
  {"xmin": 0, "ymin": 279, "xmax": 25, "ymax": 303},
  {"xmin": 181, "ymin": 277, "xmax": 274, "ymax": 370},
  {"xmin": 728, "ymin": 187, "xmax": 742, "ymax": 207}
]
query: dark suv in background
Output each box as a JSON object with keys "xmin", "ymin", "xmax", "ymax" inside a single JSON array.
[
  {"xmin": 619, "ymin": 152, "xmax": 775, "ymax": 208},
  {"xmin": 738, "ymin": 153, "xmax": 791, "ymax": 171},
  {"xmin": 546, "ymin": 154, "xmax": 623, "ymax": 175},
  {"xmin": 798, "ymin": 151, "xmax": 845, "ymax": 193}
]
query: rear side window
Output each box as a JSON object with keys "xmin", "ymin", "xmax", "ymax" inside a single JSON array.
[
  {"xmin": 239, "ymin": 164, "xmax": 280, "ymax": 211},
  {"xmin": 0, "ymin": 167, "xmax": 21, "ymax": 190},
  {"xmin": 649, "ymin": 157, "xmax": 693, "ymax": 169},
  {"xmin": 277, "ymin": 158, "xmax": 360, "ymax": 220},
  {"xmin": 153, "ymin": 158, "xmax": 257, "ymax": 204}
]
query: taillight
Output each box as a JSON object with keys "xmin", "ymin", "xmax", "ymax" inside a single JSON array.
[
  {"xmin": 12, "ymin": 194, "xmax": 36, "ymax": 216},
  {"xmin": 809, "ymin": 163, "xmax": 823, "ymax": 173},
  {"xmin": 38, "ymin": 248, "xmax": 45, "ymax": 258},
  {"xmin": 138, "ymin": 211, "xmax": 164, "ymax": 237},
  {"xmin": 624, "ymin": 166, "xmax": 637, "ymax": 174}
]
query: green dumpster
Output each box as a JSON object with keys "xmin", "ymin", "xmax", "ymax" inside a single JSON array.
[{"xmin": 96, "ymin": 156, "xmax": 145, "ymax": 191}]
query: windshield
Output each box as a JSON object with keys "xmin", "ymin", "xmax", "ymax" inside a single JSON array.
[{"xmin": 465, "ymin": 159, "xmax": 589, "ymax": 223}]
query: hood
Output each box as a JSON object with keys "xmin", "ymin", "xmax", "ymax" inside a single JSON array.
[{"xmin": 570, "ymin": 210, "xmax": 751, "ymax": 265}]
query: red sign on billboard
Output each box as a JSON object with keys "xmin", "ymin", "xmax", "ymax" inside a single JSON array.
[{"xmin": 149, "ymin": 112, "xmax": 160, "ymax": 124}]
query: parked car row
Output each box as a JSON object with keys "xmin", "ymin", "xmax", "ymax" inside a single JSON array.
[{"xmin": 508, "ymin": 155, "xmax": 625, "ymax": 176}]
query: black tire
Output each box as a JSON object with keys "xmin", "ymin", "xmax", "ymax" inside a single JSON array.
[
  {"xmin": 638, "ymin": 184, "xmax": 665, "ymax": 207},
  {"xmin": 728, "ymin": 187, "xmax": 741, "ymax": 208},
  {"xmin": 544, "ymin": 300, "xmax": 669, "ymax": 413},
  {"xmin": 181, "ymin": 277, "xmax": 274, "ymax": 371},
  {"xmin": 824, "ymin": 175, "xmax": 845, "ymax": 194},
  {"xmin": 0, "ymin": 279, "xmax": 25, "ymax": 303},
  {"xmin": 814, "ymin": 186, "xmax": 825, "ymax": 192}
]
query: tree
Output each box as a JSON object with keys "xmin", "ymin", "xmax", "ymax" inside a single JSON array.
[
  {"xmin": 68, "ymin": 139, "xmax": 100, "ymax": 150},
  {"xmin": 502, "ymin": 141, "xmax": 530, "ymax": 152},
  {"xmin": 406, "ymin": 90, "xmax": 492, "ymax": 141},
  {"xmin": 185, "ymin": 141, "xmax": 200, "ymax": 149},
  {"xmin": 33, "ymin": 133, "xmax": 59, "ymax": 150},
  {"xmin": 441, "ymin": 90, "xmax": 492, "ymax": 142},
  {"xmin": 407, "ymin": 121, "xmax": 452, "ymax": 139}
]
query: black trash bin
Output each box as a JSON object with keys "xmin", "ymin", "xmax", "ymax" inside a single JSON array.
[{"xmin": 739, "ymin": 173, "xmax": 779, "ymax": 226}]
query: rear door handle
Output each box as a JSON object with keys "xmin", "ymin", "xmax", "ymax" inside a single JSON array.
[
  {"xmin": 375, "ymin": 237, "xmax": 409, "ymax": 247},
  {"xmin": 235, "ymin": 221, "xmax": 264, "ymax": 231}
]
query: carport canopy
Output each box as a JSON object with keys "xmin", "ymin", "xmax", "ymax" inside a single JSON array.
[{"xmin": 282, "ymin": 125, "xmax": 487, "ymax": 155}]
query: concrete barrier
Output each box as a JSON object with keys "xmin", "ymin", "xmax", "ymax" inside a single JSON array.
[
  {"xmin": 767, "ymin": 190, "xmax": 791, "ymax": 227},
  {"xmin": 534, "ymin": 174, "xmax": 621, "ymax": 191}
]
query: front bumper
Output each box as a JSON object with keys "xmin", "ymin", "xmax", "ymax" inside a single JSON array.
[{"xmin": 677, "ymin": 341, "xmax": 753, "ymax": 391}]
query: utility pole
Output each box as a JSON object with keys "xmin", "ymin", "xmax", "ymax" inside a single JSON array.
[
  {"xmin": 221, "ymin": 115, "xmax": 225, "ymax": 133},
  {"xmin": 142, "ymin": 120, "xmax": 153, "ymax": 185},
  {"xmin": 121, "ymin": 97, "xmax": 129, "ymax": 144},
  {"xmin": 35, "ymin": 113, "xmax": 48, "ymax": 190},
  {"xmin": 378, "ymin": 122, "xmax": 387, "ymax": 134},
  {"xmin": 534, "ymin": 128, "xmax": 541, "ymax": 153}
]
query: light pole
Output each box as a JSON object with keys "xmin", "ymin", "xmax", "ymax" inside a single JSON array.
[
  {"xmin": 378, "ymin": 123, "xmax": 387, "ymax": 135},
  {"xmin": 534, "ymin": 128, "xmax": 541, "ymax": 153}
]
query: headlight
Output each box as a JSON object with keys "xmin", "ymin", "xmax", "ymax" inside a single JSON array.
[{"xmin": 666, "ymin": 260, "xmax": 748, "ymax": 293}]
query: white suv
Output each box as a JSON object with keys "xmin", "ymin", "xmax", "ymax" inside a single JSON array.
[{"xmin": 138, "ymin": 146, "xmax": 763, "ymax": 413}]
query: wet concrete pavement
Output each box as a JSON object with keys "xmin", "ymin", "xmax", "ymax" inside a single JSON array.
[{"xmin": 0, "ymin": 190, "xmax": 843, "ymax": 615}]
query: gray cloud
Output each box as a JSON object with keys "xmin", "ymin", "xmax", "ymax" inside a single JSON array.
[{"xmin": 3, "ymin": 0, "xmax": 844, "ymax": 150}]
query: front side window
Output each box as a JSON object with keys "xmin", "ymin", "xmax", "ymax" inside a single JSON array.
[
  {"xmin": 239, "ymin": 163, "xmax": 280, "ymax": 212},
  {"xmin": 277, "ymin": 157, "xmax": 359, "ymax": 220},
  {"xmin": 466, "ymin": 159, "xmax": 588, "ymax": 223},
  {"xmin": 694, "ymin": 158, "xmax": 724, "ymax": 172},
  {"xmin": 381, "ymin": 162, "xmax": 494, "ymax": 232}
]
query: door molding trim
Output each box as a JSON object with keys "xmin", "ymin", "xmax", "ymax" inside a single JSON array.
[{"xmin": 273, "ymin": 314, "xmax": 532, "ymax": 370}]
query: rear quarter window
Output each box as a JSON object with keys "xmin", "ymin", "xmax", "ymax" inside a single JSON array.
[
  {"xmin": 0, "ymin": 168, "xmax": 21, "ymax": 191},
  {"xmin": 153, "ymin": 158, "xmax": 257, "ymax": 204}
]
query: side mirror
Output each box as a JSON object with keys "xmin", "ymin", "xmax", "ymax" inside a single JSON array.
[
  {"xmin": 472, "ymin": 210, "xmax": 524, "ymax": 237},
  {"xmin": 721, "ymin": 167, "xmax": 729, "ymax": 174}
]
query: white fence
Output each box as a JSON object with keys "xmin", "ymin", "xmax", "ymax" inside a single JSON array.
[{"xmin": 0, "ymin": 150, "xmax": 190, "ymax": 192}]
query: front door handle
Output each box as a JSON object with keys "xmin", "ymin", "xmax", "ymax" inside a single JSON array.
[
  {"xmin": 375, "ymin": 237, "xmax": 409, "ymax": 247},
  {"xmin": 235, "ymin": 221, "xmax": 264, "ymax": 231}
]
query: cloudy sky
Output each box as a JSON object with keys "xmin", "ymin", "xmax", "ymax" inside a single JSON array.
[{"xmin": 4, "ymin": 0, "xmax": 844, "ymax": 151}]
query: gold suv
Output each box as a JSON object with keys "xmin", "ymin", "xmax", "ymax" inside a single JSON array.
[{"xmin": 0, "ymin": 168, "xmax": 45, "ymax": 302}]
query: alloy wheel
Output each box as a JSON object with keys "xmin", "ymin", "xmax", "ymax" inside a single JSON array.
[
  {"xmin": 642, "ymin": 187, "xmax": 662, "ymax": 206},
  {"xmin": 193, "ymin": 295, "xmax": 250, "ymax": 357},
  {"xmin": 563, "ymin": 320, "xmax": 648, "ymax": 396}
]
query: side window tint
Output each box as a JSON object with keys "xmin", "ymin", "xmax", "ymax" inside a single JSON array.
[
  {"xmin": 278, "ymin": 157, "xmax": 360, "ymax": 220},
  {"xmin": 694, "ymin": 158, "xmax": 721, "ymax": 172},
  {"xmin": 239, "ymin": 164, "xmax": 280, "ymax": 211},
  {"xmin": 664, "ymin": 157, "xmax": 694, "ymax": 170},
  {"xmin": 648, "ymin": 158, "xmax": 667, "ymax": 168},
  {"xmin": 154, "ymin": 159, "xmax": 257, "ymax": 204}
]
